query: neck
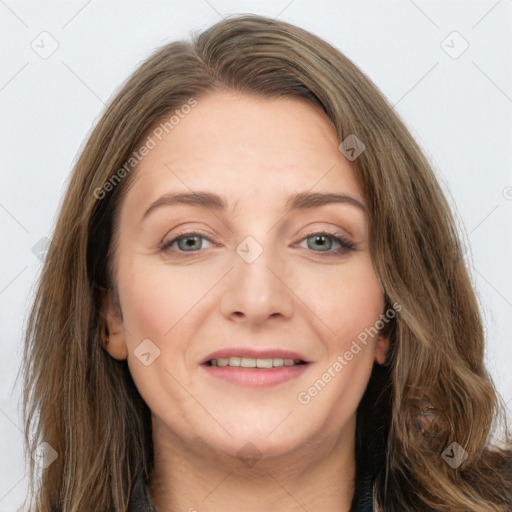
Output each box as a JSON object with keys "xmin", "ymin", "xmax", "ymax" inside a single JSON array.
[{"xmin": 147, "ymin": 415, "xmax": 357, "ymax": 512}]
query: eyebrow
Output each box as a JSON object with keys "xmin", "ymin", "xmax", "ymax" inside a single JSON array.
[{"xmin": 141, "ymin": 190, "xmax": 366, "ymax": 222}]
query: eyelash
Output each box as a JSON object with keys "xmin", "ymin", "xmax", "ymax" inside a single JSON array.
[{"xmin": 160, "ymin": 229, "xmax": 355, "ymax": 256}]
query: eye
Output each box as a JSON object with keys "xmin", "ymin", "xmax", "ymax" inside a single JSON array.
[
  {"xmin": 160, "ymin": 229, "xmax": 355, "ymax": 256},
  {"xmin": 160, "ymin": 231, "xmax": 215, "ymax": 253},
  {"xmin": 298, "ymin": 230, "xmax": 355, "ymax": 255}
]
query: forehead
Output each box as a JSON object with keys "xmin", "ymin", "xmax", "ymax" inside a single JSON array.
[{"xmin": 126, "ymin": 91, "xmax": 363, "ymax": 209}]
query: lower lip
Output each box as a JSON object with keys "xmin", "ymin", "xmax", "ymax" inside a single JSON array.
[{"xmin": 200, "ymin": 364, "xmax": 310, "ymax": 387}]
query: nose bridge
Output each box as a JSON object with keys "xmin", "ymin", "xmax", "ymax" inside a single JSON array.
[
  {"xmin": 219, "ymin": 232, "xmax": 294, "ymax": 324},
  {"xmin": 237, "ymin": 234, "xmax": 281, "ymax": 287}
]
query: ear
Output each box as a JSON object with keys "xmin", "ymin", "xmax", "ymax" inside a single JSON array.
[
  {"xmin": 99, "ymin": 287, "xmax": 127, "ymax": 361},
  {"xmin": 374, "ymin": 334, "xmax": 390, "ymax": 366}
]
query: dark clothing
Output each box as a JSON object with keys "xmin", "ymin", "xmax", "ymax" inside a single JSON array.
[
  {"xmin": 126, "ymin": 475, "xmax": 156, "ymax": 511},
  {"xmin": 126, "ymin": 466, "xmax": 375, "ymax": 512}
]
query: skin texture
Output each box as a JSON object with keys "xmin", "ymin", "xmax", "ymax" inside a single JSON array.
[{"xmin": 103, "ymin": 91, "xmax": 389, "ymax": 512}]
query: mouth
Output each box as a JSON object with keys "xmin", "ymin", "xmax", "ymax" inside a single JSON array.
[
  {"xmin": 199, "ymin": 349, "xmax": 312, "ymax": 387},
  {"xmin": 203, "ymin": 357, "xmax": 309, "ymax": 368}
]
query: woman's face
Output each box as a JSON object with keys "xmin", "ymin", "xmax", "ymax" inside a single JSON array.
[{"xmin": 103, "ymin": 91, "xmax": 389, "ymax": 463}]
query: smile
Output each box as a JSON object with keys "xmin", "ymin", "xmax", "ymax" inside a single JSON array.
[
  {"xmin": 201, "ymin": 357, "xmax": 311, "ymax": 387},
  {"xmin": 206, "ymin": 357, "xmax": 308, "ymax": 368}
]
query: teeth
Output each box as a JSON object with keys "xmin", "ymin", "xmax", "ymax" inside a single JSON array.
[
  {"xmin": 256, "ymin": 358, "xmax": 273, "ymax": 368},
  {"xmin": 209, "ymin": 357, "xmax": 302, "ymax": 368}
]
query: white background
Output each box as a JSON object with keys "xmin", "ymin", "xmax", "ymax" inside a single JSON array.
[{"xmin": 1, "ymin": 1, "xmax": 511, "ymax": 509}]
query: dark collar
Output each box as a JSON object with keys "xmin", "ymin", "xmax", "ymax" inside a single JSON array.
[
  {"xmin": 127, "ymin": 469, "xmax": 375, "ymax": 512},
  {"xmin": 127, "ymin": 475, "xmax": 156, "ymax": 512},
  {"xmin": 349, "ymin": 462, "xmax": 375, "ymax": 512}
]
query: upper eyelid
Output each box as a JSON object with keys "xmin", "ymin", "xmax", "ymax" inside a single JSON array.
[{"xmin": 163, "ymin": 227, "xmax": 350, "ymax": 241}]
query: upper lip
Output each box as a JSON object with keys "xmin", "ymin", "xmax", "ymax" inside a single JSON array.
[{"xmin": 200, "ymin": 347, "xmax": 311, "ymax": 364}]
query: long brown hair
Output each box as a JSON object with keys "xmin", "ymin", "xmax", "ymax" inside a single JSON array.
[{"xmin": 21, "ymin": 13, "xmax": 511, "ymax": 511}]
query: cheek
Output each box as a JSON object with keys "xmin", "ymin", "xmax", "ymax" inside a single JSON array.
[
  {"xmin": 295, "ymin": 267, "xmax": 383, "ymax": 430},
  {"xmin": 118, "ymin": 255, "xmax": 204, "ymax": 343},
  {"xmin": 303, "ymin": 257, "xmax": 384, "ymax": 347},
  {"xmin": 121, "ymin": 277, "xmax": 172, "ymax": 342},
  {"xmin": 117, "ymin": 258, "xmax": 199, "ymax": 412}
]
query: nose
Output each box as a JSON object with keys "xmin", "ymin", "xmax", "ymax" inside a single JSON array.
[{"xmin": 219, "ymin": 237, "xmax": 295, "ymax": 326}]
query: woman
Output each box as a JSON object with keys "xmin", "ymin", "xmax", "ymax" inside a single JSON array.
[{"xmin": 21, "ymin": 13, "xmax": 511, "ymax": 512}]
